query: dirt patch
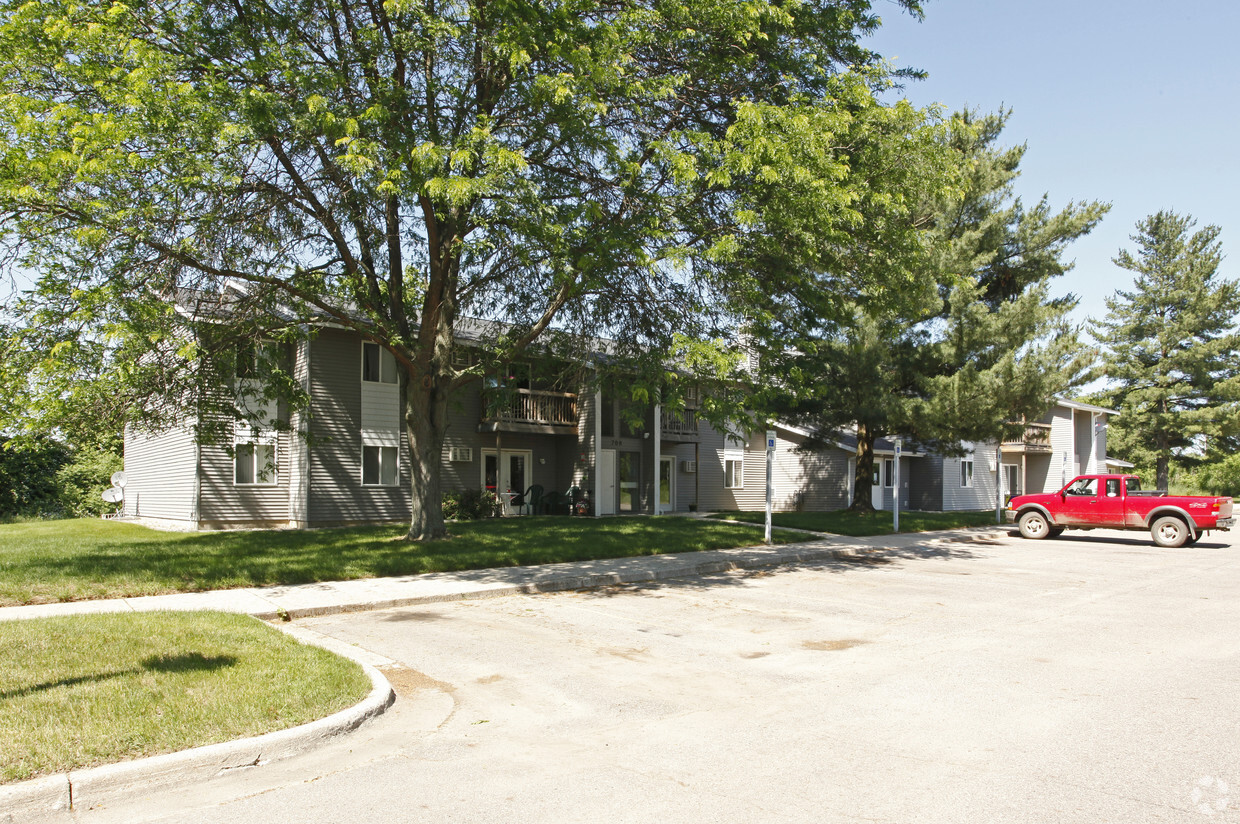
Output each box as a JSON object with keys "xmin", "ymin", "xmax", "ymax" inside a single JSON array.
[
  {"xmin": 740, "ymin": 651, "xmax": 771, "ymax": 659},
  {"xmin": 802, "ymin": 639, "xmax": 869, "ymax": 652},
  {"xmin": 378, "ymin": 665, "xmax": 455, "ymax": 697},
  {"xmin": 598, "ymin": 646, "xmax": 649, "ymax": 661},
  {"xmin": 476, "ymin": 674, "xmax": 504, "ymax": 685}
]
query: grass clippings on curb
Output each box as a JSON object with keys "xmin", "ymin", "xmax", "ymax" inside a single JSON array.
[
  {"xmin": 0, "ymin": 611, "xmax": 370, "ymax": 784},
  {"xmin": 0, "ymin": 517, "xmax": 800, "ymax": 606}
]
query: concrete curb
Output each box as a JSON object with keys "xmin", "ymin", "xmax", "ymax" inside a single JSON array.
[
  {"xmin": 0, "ymin": 625, "xmax": 395, "ymax": 821},
  {"xmin": 249, "ymin": 527, "xmax": 1010, "ymax": 621}
]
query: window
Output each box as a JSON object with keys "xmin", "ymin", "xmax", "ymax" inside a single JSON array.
[
  {"xmin": 961, "ymin": 457, "xmax": 974, "ymax": 488},
  {"xmin": 1065, "ymin": 477, "xmax": 1098, "ymax": 496},
  {"xmin": 884, "ymin": 459, "xmax": 894, "ymax": 488},
  {"xmin": 363, "ymin": 445, "xmax": 399, "ymax": 486},
  {"xmin": 1105, "ymin": 478, "xmax": 1121, "ymax": 497},
  {"xmin": 235, "ymin": 443, "xmax": 277, "ymax": 485},
  {"xmin": 725, "ymin": 458, "xmax": 744, "ymax": 489},
  {"xmin": 362, "ymin": 342, "xmax": 398, "ymax": 384}
]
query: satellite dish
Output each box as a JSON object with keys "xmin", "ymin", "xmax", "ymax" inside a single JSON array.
[
  {"xmin": 102, "ymin": 487, "xmax": 124, "ymax": 503},
  {"xmin": 111, "ymin": 471, "xmax": 128, "ymax": 489}
]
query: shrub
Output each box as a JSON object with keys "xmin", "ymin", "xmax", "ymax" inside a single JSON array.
[
  {"xmin": 55, "ymin": 445, "xmax": 124, "ymax": 518},
  {"xmin": 0, "ymin": 436, "xmax": 71, "ymax": 519},
  {"xmin": 441, "ymin": 488, "xmax": 500, "ymax": 521}
]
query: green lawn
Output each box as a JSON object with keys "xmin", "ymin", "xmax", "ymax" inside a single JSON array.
[
  {"xmin": 710, "ymin": 508, "xmax": 1001, "ymax": 536},
  {"xmin": 0, "ymin": 516, "xmax": 800, "ymax": 607},
  {"xmin": 0, "ymin": 611, "xmax": 370, "ymax": 784}
]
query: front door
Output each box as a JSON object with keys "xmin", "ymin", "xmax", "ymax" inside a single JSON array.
[
  {"xmin": 658, "ymin": 456, "xmax": 674, "ymax": 514},
  {"xmin": 483, "ymin": 450, "xmax": 531, "ymax": 515},
  {"xmin": 597, "ymin": 449, "xmax": 616, "ymax": 515},
  {"xmin": 618, "ymin": 451, "xmax": 641, "ymax": 512},
  {"xmin": 871, "ymin": 461, "xmax": 883, "ymax": 509}
]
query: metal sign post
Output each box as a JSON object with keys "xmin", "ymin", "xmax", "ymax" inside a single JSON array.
[
  {"xmin": 893, "ymin": 438, "xmax": 902, "ymax": 533},
  {"xmin": 765, "ymin": 430, "xmax": 776, "ymax": 545}
]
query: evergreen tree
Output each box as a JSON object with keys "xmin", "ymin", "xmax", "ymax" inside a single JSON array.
[
  {"xmin": 1098, "ymin": 211, "xmax": 1240, "ymax": 490},
  {"xmin": 758, "ymin": 110, "xmax": 1106, "ymax": 512}
]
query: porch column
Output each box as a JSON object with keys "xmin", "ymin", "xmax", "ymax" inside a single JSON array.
[
  {"xmin": 594, "ymin": 386, "xmax": 602, "ymax": 518},
  {"xmin": 653, "ymin": 403, "xmax": 662, "ymax": 515}
]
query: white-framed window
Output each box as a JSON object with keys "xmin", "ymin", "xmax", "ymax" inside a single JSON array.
[
  {"xmin": 724, "ymin": 457, "xmax": 744, "ymax": 489},
  {"xmin": 884, "ymin": 459, "xmax": 894, "ymax": 488},
  {"xmin": 362, "ymin": 444, "xmax": 399, "ymax": 486},
  {"xmin": 961, "ymin": 457, "xmax": 974, "ymax": 488},
  {"xmin": 362, "ymin": 341, "xmax": 398, "ymax": 384},
  {"xmin": 722, "ymin": 420, "xmax": 746, "ymax": 489},
  {"xmin": 235, "ymin": 442, "xmax": 277, "ymax": 485}
]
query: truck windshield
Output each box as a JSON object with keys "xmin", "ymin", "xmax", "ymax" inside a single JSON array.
[{"xmin": 1125, "ymin": 477, "xmax": 1141, "ymax": 494}]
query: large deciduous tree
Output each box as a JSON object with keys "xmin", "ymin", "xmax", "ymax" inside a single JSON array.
[
  {"xmin": 1098, "ymin": 211, "xmax": 1240, "ymax": 490},
  {"xmin": 0, "ymin": 0, "xmax": 945, "ymax": 539}
]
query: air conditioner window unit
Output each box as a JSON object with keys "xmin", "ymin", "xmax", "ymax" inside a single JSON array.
[
  {"xmin": 680, "ymin": 460, "xmax": 696, "ymax": 473},
  {"xmin": 449, "ymin": 447, "xmax": 474, "ymax": 462}
]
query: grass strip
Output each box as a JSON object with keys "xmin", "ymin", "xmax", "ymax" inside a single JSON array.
[
  {"xmin": 0, "ymin": 611, "xmax": 370, "ymax": 784},
  {"xmin": 711, "ymin": 509, "xmax": 1000, "ymax": 536},
  {"xmin": 0, "ymin": 517, "xmax": 799, "ymax": 606}
]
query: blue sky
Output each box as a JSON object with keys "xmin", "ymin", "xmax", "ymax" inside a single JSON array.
[{"xmin": 863, "ymin": 0, "xmax": 1240, "ymax": 333}]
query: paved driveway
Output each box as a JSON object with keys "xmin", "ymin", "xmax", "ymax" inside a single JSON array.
[{"xmin": 81, "ymin": 528, "xmax": 1240, "ymax": 823}]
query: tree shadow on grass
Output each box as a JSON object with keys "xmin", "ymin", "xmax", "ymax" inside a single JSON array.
[{"xmin": 0, "ymin": 652, "xmax": 237, "ymax": 700}]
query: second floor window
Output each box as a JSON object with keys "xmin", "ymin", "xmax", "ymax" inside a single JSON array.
[{"xmin": 362, "ymin": 342, "xmax": 398, "ymax": 384}]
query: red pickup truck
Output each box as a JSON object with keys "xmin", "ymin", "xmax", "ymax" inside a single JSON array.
[{"xmin": 1007, "ymin": 474, "xmax": 1234, "ymax": 548}]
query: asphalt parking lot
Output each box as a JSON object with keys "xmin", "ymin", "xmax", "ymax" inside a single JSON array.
[{"xmin": 79, "ymin": 527, "xmax": 1240, "ymax": 823}]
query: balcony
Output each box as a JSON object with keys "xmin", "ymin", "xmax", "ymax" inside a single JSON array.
[
  {"xmin": 1002, "ymin": 422, "xmax": 1053, "ymax": 453},
  {"xmin": 480, "ymin": 388, "xmax": 578, "ymax": 436},
  {"xmin": 661, "ymin": 407, "xmax": 700, "ymax": 442}
]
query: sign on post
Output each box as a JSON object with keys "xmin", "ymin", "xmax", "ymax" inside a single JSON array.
[
  {"xmin": 765, "ymin": 430, "xmax": 776, "ymax": 544},
  {"xmin": 893, "ymin": 438, "xmax": 902, "ymax": 533}
]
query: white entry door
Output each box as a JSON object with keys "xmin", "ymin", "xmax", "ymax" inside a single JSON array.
[
  {"xmin": 871, "ymin": 460, "xmax": 883, "ymax": 509},
  {"xmin": 483, "ymin": 450, "xmax": 531, "ymax": 515},
  {"xmin": 658, "ymin": 457, "xmax": 675, "ymax": 514},
  {"xmin": 597, "ymin": 449, "xmax": 617, "ymax": 515}
]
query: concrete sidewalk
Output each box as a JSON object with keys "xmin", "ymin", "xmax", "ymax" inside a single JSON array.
[{"xmin": 0, "ymin": 526, "xmax": 1009, "ymax": 624}]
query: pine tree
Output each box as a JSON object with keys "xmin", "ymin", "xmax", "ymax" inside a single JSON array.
[{"xmin": 1098, "ymin": 211, "xmax": 1240, "ymax": 490}]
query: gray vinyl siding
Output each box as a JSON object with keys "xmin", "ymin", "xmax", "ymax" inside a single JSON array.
[
  {"xmin": 197, "ymin": 430, "xmax": 292, "ymax": 526},
  {"xmin": 667, "ymin": 442, "xmax": 698, "ymax": 511},
  {"xmin": 306, "ymin": 328, "xmax": 410, "ymax": 525},
  {"xmin": 872, "ymin": 457, "xmax": 913, "ymax": 510},
  {"xmin": 774, "ymin": 432, "xmax": 850, "ymax": 512},
  {"xmin": 1048, "ymin": 406, "xmax": 1075, "ymax": 489},
  {"xmin": 910, "ymin": 455, "xmax": 943, "ymax": 510},
  {"xmin": 124, "ymin": 423, "xmax": 198, "ymax": 523},
  {"xmin": 941, "ymin": 443, "xmax": 998, "ymax": 511},
  {"xmin": 440, "ymin": 378, "xmax": 485, "ymax": 493}
]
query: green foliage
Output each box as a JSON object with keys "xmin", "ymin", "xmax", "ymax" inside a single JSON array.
[
  {"xmin": 759, "ymin": 109, "xmax": 1106, "ymax": 509},
  {"xmin": 54, "ymin": 443, "xmax": 124, "ymax": 518},
  {"xmin": 0, "ymin": 435, "xmax": 70, "ymax": 519},
  {"xmin": 1, "ymin": 611, "xmax": 369, "ymax": 783},
  {"xmin": 0, "ymin": 0, "xmax": 936, "ymax": 538},
  {"xmin": 441, "ymin": 488, "xmax": 500, "ymax": 521},
  {"xmin": 1187, "ymin": 454, "xmax": 1240, "ymax": 497},
  {"xmin": 0, "ymin": 517, "xmax": 799, "ymax": 606},
  {"xmin": 1098, "ymin": 210, "xmax": 1240, "ymax": 489}
]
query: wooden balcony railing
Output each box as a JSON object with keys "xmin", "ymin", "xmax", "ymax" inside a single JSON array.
[
  {"xmin": 1003, "ymin": 422, "xmax": 1052, "ymax": 451},
  {"xmin": 661, "ymin": 407, "xmax": 699, "ymax": 436},
  {"xmin": 487, "ymin": 388, "xmax": 578, "ymax": 428}
]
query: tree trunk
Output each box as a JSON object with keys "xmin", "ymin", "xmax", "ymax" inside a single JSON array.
[
  {"xmin": 849, "ymin": 423, "xmax": 876, "ymax": 513},
  {"xmin": 1155, "ymin": 435, "xmax": 1170, "ymax": 492},
  {"xmin": 404, "ymin": 367, "xmax": 451, "ymax": 541}
]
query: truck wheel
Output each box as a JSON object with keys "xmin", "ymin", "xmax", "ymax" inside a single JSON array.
[
  {"xmin": 1018, "ymin": 511, "xmax": 1050, "ymax": 540},
  {"xmin": 1047, "ymin": 527, "xmax": 1065, "ymax": 538},
  {"xmin": 1151, "ymin": 516, "xmax": 1189, "ymax": 548}
]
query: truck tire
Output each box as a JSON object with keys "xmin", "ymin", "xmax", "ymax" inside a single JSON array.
[
  {"xmin": 1047, "ymin": 527, "xmax": 1065, "ymax": 538},
  {"xmin": 1151, "ymin": 516, "xmax": 1189, "ymax": 548},
  {"xmin": 1018, "ymin": 510, "xmax": 1051, "ymax": 540}
]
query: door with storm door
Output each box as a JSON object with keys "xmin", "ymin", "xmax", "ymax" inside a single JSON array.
[{"xmin": 482, "ymin": 450, "xmax": 531, "ymax": 515}]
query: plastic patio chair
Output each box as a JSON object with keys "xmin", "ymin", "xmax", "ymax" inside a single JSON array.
[{"xmin": 522, "ymin": 484, "xmax": 544, "ymax": 515}]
